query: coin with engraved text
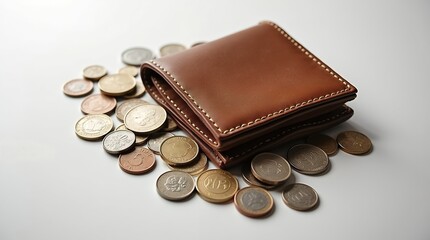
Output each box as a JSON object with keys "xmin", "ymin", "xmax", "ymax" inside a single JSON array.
[
  {"xmin": 196, "ymin": 169, "xmax": 238, "ymax": 203},
  {"xmin": 156, "ymin": 171, "xmax": 195, "ymax": 201},
  {"xmin": 282, "ymin": 183, "xmax": 319, "ymax": 211}
]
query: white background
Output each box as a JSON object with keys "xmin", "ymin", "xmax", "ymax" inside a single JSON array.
[{"xmin": 1, "ymin": 0, "xmax": 429, "ymax": 239}]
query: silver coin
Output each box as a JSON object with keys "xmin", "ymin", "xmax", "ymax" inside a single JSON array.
[
  {"xmin": 102, "ymin": 130, "xmax": 136, "ymax": 155},
  {"xmin": 121, "ymin": 47, "xmax": 155, "ymax": 66},
  {"xmin": 156, "ymin": 170, "xmax": 195, "ymax": 201},
  {"xmin": 147, "ymin": 132, "xmax": 174, "ymax": 154}
]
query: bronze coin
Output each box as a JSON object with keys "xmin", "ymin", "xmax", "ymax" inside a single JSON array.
[
  {"xmin": 156, "ymin": 171, "xmax": 195, "ymax": 201},
  {"xmin": 306, "ymin": 134, "xmax": 338, "ymax": 155},
  {"xmin": 337, "ymin": 131, "xmax": 372, "ymax": 155},
  {"xmin": 282, "ymin": 183, "xmax": 319, "ymax": 211},
  {"xmin": 160, "ymin": 136, "xmax": 199, "ymax": 166},
  {"xmin": 250, "ymin": 152, "xmax": 291, "ymax": 185},
  {"xmin": 241, "ymin": 163, "xmax": 277, "ymax": 190},
  {"xmin": 119, "ymin": 146, "xmax": 156, "ymax": 175},
  {"xmin": 234, "ymin": 187, "xmax": 274, "ymax": 218},
  {"xmin": 81, "ymin": 94, "xmax": 116, "ymax": 115},
  {"xmin": 63, "ymin": 79, "xmax": 93, "ymax": 97},
  {"xmin": 287, "ymin": 144, "xmax": 329, "ymax": 175}
]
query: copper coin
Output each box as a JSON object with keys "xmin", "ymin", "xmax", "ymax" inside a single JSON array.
[
  {"xmin": 82, "ymin": 65, "xmax": 107, "ymax": 80},
  {"xmin": 156, "ymin": 171, "xmax": 195, "ymax": 201},
  {"xmin": 102, "ymin": 130, "xmax": 135, "ymax": 155},
  {"xmin": 147, "ymin": 132, "xmax": 175, "ymax": 154},
  {"xmin": 81, "ymin": 94, "xmax": 116, "ymax": 115},
  {"xmin": 63, "ymin": 79, "xmax": 93, "ymax": 97},
  {"xmin": 116, "ymin": 124, "xmax": 148, "ymax": 145},
  {"xmin": 250, "ymin": 152, "xmax": 291, "ymax": 185},
  {"xmin": 119, "ymin": 146, "xmax": 156, "ymax": 175},
  {"xmin": 282, "ymin": 183, "xmax": 319, "ymax": 211},
  {"xmin": 98, "ymin": 73, "xmax": 136, "ymax": 97},
  {"xmin": 287, "ymin": 144, "xmax": 329, "ymax": 175},
  {"xmin": 306, "ymin": 134, "xmax": 338, "ymax": 155},
  {"xmin": 160, "ymin": 136, "xmax": 199, "ymax": 166},
  {"xmin": 241, "ymin": 163, "xmax": 277, "ymax": 190},
  {"xmin": 196, "ymin": 169, "xmax": 239, "ymax": 203},
  {"xmin": 234, "ymin": 187, "xmax": 274, "ymax": 218},
  {"xmin": 115, "ymin": 99, "xmax": 149, "ymax": 122},
  {"xmin": 337, "ymin": 131, "xmax": 372, "ymax": 155}
]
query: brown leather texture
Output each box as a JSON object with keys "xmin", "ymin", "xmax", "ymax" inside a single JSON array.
[{"xmin": 141, "ymin": 21, "xmax": 357, "ymax": 168}]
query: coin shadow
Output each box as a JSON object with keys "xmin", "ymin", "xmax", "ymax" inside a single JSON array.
[{"xmin": 271, "ymin": 173, "xmax": 297, "ymax": 194}]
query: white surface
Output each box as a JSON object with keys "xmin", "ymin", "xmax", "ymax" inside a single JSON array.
[{"xmin": 1, "ymin": 0, "xmax": 429, "ymax": 239}]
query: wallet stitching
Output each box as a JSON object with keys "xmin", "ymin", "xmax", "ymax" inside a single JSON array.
[{"xmin": 150, "ymin": 22, "xmax": 352, "ymax": 135}]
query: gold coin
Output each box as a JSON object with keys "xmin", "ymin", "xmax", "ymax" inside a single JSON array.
[
  {"xmin": 124, "ymin": 79, "xmax": 145, "ymax": 99},
  {"xmin": 160, "ymin": 136, "xmax": 199, "ymax": 166},
  {"xmin": 83, "ymin": 65, "xmax": 107, "ymax": 80},
  {"xmin": 98, "ymin": 73, "xmax": 136, "ymax": 97},
  {"xmin": 80, "ymin": 94, "xmax": 116, "ymax": 115},
  {"xmin": 116, "ymin": 124, "xmax": 148, "ymax": 145},
  {"xmin": 75, "ymin": 114, "xmax": 113, "ymax": 141},
  {"xmin": 282, "ymin": 183, "xmax": 319, "ymax": 211},
  {"xmin": 118, "ymin": 66, "xmax": 139, "ymax": 77},
  {"xmin": 159, "ymin": 43, "xmax": 186, "ymax": 57},
  {"xmin": 287, "ymin": 144, "xmax": 329, "ymax": 175},
  {"xmin": 306, "ymin": 134, "xmax": 338, "ymax": 155},
  {"xmin": 124, "ymin": 104, "xmax": 167, "ymax": 134},
  {"xmin": 196, "ymin": 169, "xmax": 238, "ymax": 203},
  {"xmin": 337, "ymin": 131, "xmax": 372, "ymax": 155},
  {"xmin": 167, "ymin": 153, "xmax": 208, "ymax": 175},
  {"xmin": 250, "ymin": 152, "xmax": 291, "ymax": 185},
  {"xmin": 115, "ymin": 99, "xmax": 149, "ymax": 122},
  {"xmin": 63, "ymin": 79, "xmax": 93, "ymax": 97},
  {"xmin": 234, "ymin": 187, "xmax": 274, "ymax": 218}
]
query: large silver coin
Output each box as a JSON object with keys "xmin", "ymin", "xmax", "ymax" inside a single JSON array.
[
  {"xmin": 121, "ymin": 47, "xmax": 155, "ymax": 66},
  {"xmin": 102, "ymin": 130, "xmax": 136, "ymax": 155},
  {"xmin": 156, "ymin": 171, "xmax": 195, "ymax": 201}
]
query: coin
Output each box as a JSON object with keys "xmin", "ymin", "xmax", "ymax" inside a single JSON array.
[
  {"xmin": 81, "ymin": 94, "xmax": 116, "ymax": 115},
  {"xmin": 196, "ymin": 169, "xmax": 239, "ymax": 203},
  {"xmin": 124, "ymin": 79, "xmax": 145, "ymax": 99},
  {"xmin": 306, "ymin": 134, "xmax": 338, "ymax": 155},
  {"xmin": 234, "ymin": 187, "xmax": 274, "ymax": 218},
  {"xmin": 160, "ymin": 136, "xmax": 199, "ymax": 166},
  {"xmin": 124, "ymin": 104, "xmax": 167, "ymax": 134},
  {"xmin": 116, "ymin": 124, "xmax": 148, "ymax": 145},
  {"xmin": 98, "ymin": 73, "xmax": 136, "ymax": 97},
  {"xmin": 159, "ymin": 43, "xmax": 186, "ymax": 57},
  {"xmin": 250, "ymin": 152, "xmax": 291, "ymax": 185},
  {"xmin": 119, "ymin": 146, "xmax": 156, "ymax": 174},
  {"xmin": 167, "ymin": 153, "xmax": 208, "ymax": 176},
  {"xmin": 63, "ymin": 79, "xmax": 93, "ymax": 97},
  {"xmin": 241, "ymin": 163, "xmax": 277, "ymax": 190},
  {"xmin": 337, "ymin": 131, "xmax": 372, "ymax": 155},
  {"xmin": 75, "ymin": 114, "xmax": 113, "ymax": 141},
  {"xmin": 147, "ymin": 132, "xmax": 175, "ymax": 154},
  {"xmin": 115, "ymin": 99, "xmax": 149, "ymax": 122},
  {"xmin": 82, "ymin": 65, "xmax": 107, "ymax": 80},
  {"xmin": 156, "ymin": 171, "xmax": 195, "ymax": 201},
  {"xmin": 282, "ymin": 183, "xmax": 319, "ymax": 211},
  {"xmin": 118, "ymin": 66, "xmax": 139, "ymax": 77},
  {"xmin": 121, "ymin": 47, "xmax": 155, "ymax": 66},
  {"xmin": 287, "ymin": 144, "xmax": 329, "ymax": 175},
  {"xmin": 162, "ymin": 115, "xmax": 177, "ymax": 131},
  {"xmin": 102, "ymin": 130, "xmax": 135, "ymax": 155}
]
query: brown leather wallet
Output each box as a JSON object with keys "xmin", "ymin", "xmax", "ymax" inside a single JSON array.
[{"xmin": 141, "ymin": 21, "xmax": 357, "ymax": 169}]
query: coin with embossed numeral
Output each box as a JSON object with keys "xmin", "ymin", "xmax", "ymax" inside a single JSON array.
[
  {"xmin": 196, "ymin": 169, "xmax": 239, "ymax": 203},
  {"xmin": 124, "ymin": 104, "xmax": 167, "ymax": 134},
  {"xmin": 119, "ymin": 146, "xmax": 156, "ymax": 175},
  {"xmin": 282, "ymin": 183, "xmax": 319, "ymax": 211},
  {"xmin": 234, "ymin": 187, "xmax": 274, "ymax": 218},
  {"xmin": 102, "ymin": 130, "xmax": 136, "ymax": 155},
  {"xmin": 75, "ymin": 114, "xmax": 113, "ymax": 141},
  {"xmin": 287, "ymin": 144, "xmax": 329, "ymax": 175},
  {"xmin": 251, "ymin": 152, "xmax": 291, "ymax": 185},
  {"xmin": 337, "ymin": 131, "xmax": 372, "ymax": 155},
  {"xmin": 156, "ymin": 171, "xmax": 195, "ymax": 201},
  {"xmin": 160, "ymin": 136, "xmax": 199, "ymax": 166}
]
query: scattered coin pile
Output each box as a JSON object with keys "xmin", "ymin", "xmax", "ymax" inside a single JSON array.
[{"xmin": 63, "ymin": 44, "xmax": 372, "ymax": 218}]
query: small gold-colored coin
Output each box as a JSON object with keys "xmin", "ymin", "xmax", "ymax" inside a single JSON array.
[
  {"xmin": 241, "ymin": 163, "xmax": 277, "ymax": 190},
  {"xmin": 124, "ymin": 104, "xmax": 167, "ymax": 134},
  {"xmin": 118, "ymin": 66, "xmax": 139, "ymax": 77},
  {"xmin": 250, "ymin": 152, "xmax": 291, "ymax": 185},
  {"xmin": 337, "ymin": 131, "xmax": 372, "ymax": 155},
  {"xmin": 282, "ymin": 183, "xmax": 319, "ymax": 211},
  {"xmin": 119, "ymin": 146, "xmax": 156, "ymax": 175},
  {"xmin": 80, "ymin": 94, "xmax": 116, "ymax": 115},
  {"xmin": 63, "ymin": 79, "xmax": 93, "ymax": 97},
  {"xmin": 147, "ymin": 132, "xmax": 175, "ymax": 154},
  {"xmin": 196, "ymin": 169, "xmax": 239, "ymax": 203},
  {"xmin": 160, "ymin": 136, "xmax": 199, "ymax": 166},
  {"xmin": 98, "ymin": 73, "xmax": 136, "ymax": 97},
  {"xmin": 156, "ymin": 171, "xmax": 195, "ymax": 201},
  {"xmin": 75, "ymin": 114, "xmax": 113, "ymax": 141},
  {"xmin": 162, "ymin": 115, "xmax": 178, "ymax": 132},
  {"xmin": 102, "ymin": 130, "xmax": 135, "ymax": 155},
  {"xmin": 82, "ymin": 65, "xmax": 107, "ymax": 80},
  {"xmin": 287, "ymin": 144, "xmax": 329, "ymax": 175},
  {"xmin": 115, "ymin": 99, "xmax": 149, "ymax": 122},
  {"xmin": 116, "ymin": 124, "xmax": 148, "ymax": 145},
  {"xmin": 167, "ymin": 153, "xmax": 208, "ymax": 176},
  {"xmin": 159, "ymin": 43, "xmax": 186, "ymax": 57},
  {"xmin": 124, "ymin": 79, "xmax": 145, "ymax": 99},
  {"xmin": 234, "ymin": 187, "xmax": 274, "ymax": 218},
  {"xmin": 306, "ymin": 134, "xmax": 338, "ymax": 155}
]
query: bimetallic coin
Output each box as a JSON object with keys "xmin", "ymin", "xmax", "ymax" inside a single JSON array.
[
  {"xmin": 119, "ymin": 146, "xmax": 156, "ymax": 174},
  {"xmin": 160, "ymin": 136, "xmax": 199, "ymax": 166},
  {"xmin": 124, "ymin": 104, "xmax": 167, "ymax": 134},
  {"xmin": 287, "ymin": 144, "xmax": 329, "ymax": 175},
  {"xmin": 124, "ymin": 79, "xmax": 145, "ymax": 99},
  {"xmin": 115, "ymin": 99, "xmax": 149, "ymax": 122},
  {"xmin": 81, "ymin": 94, "xmax": 116, "ymax": 115},
  {"xmin": 83, "ymin": 65, "xmax": 107, "ymax": 80},
  {"xmin": 118, "ymin": 66, "xmax": 139, "ymax": 77},
  {"xmin": 167, "ymin": 153, "xmax": 208, "ymax": 176},
  {"xmin": 196, "ymin": 169, "xmax": 239, "ymax": 203},
  {"xmin": 122, "ymin": 47, "xmax": 154, "ymax": 66},
  {"xmin": 162, "ymin": 115, "xmax": 178, "ymax": 132},
  {"xmin": 116, "ymin": 124, "xmax": 148, "ymax": 145},
  {"xmin": 159, "ymin": 43, "xmax": 186, "ymax": 57},
  {"xmin": 147, "ymin": 132, "xmax": 175, "ymax": 154},
  {"xmin": 251, "ymin": 152, "xmax": 291, "ymax": 185},
  {"xmin": 234, "ymin": 187, "xmax": 274, "ymax": 218},
  {"xmin": 102, "ymin": 130, "xmax": 135, "ymax": 155},
  {"xmin": 75, "ymin": 114, "xmax": 113, "ymax": 141},
  {"xmin": 241, "ymin": 163, "xmax": 277, "ymax": 190},
  {"xmin": 63, "ymin": 79, "xmax": 93, "ymax": 97},
  {"xmin": 337, "ymin": 131, "xmax": 372, "ymax": 155},
  {"xmin": 306, "ymin": 134, "xmax": 338, "ymax": 156},
  {"xmin": 282, "ymin": 183, "xmax": 319, "ymax": 211},
  {"xmin": 156, "ymin": 171, "xmax": 195, "ymax": 201},
  {"xmin": 98, "ymin": 74, "xmax": 136, "ymax": 97}
]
